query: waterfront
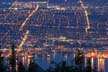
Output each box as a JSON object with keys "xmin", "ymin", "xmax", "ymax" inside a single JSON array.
[
  {"xmin": 1, "ymin": 47, "xmax": 108, "ymax": 72},
  {"xmin": 0, "ymin": 0, "xmax": 108, "ymax": 72}
]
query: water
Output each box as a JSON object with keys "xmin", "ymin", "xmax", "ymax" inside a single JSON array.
[{"xmin": 20, "ymin": 50, "xmax": 108, "ymax": 72}]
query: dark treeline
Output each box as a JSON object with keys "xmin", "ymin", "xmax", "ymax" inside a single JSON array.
[
  {"xmin": 46, "ymin": 48, "xmax": 97, "ymax": 72},
  {"xmin": 0, "ymin": 44, "xmax": 97, "ymax": 72}
]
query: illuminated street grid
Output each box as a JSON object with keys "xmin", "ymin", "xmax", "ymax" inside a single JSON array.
[{"xmin": 0, "ymin": 1, "xmax": 108, "ymax": 71}]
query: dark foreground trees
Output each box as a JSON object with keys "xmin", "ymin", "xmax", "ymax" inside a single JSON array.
[
  {"xmin": 0, "ymin": 43, "xmax": 97, "ymax": 72},
  {"xmin": 0, "ymin": 52, "xmax": 9, "ymax": 72},
  {"xmin": 46, "ymin": 48, "xmax": 97, "ymax": 72},
  {"xmin": 18, "ymin": 61, "xmax": 26, "ymax": 72}
]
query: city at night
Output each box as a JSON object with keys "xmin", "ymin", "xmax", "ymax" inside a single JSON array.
[{"xmin": 0, "ymin": 0, "xmax": 108, "ymax": 72}]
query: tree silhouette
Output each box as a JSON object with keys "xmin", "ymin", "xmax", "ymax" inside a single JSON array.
[
  {"xmin": 0, "ymin": 52, "xmax": 9, "ymax": 72},
  {"xmin": 18, "ymin": 61, "xmax": 26, "ymax": 72},
  {"xmin": 74, "ymin": 48, "xmax": 84, "ymax": 65},
  {"xmin": 0, "ymin": 52, "xmax": 5, "ymax": 72},
  {"xmin": 10, "ymin": 44, "xmax": 16, "ymax": 72},
  {"xmin": 28, "ymin": 57, "xmax": 38, "ymax": 72}
]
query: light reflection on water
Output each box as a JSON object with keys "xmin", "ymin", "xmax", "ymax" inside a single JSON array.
[
  {"xmin": 19, "ymin": 50, "xmax": 108, "ymax": 72},
  {"xmin": 98, "ymin": 58, "xmax": 104, "ymax": 72},
  {"xmin": 91, "ymin": 58, "xmax": 94, "ymax": 70}
]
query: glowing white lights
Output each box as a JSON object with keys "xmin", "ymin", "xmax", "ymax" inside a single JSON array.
[
  {"xmin": 19, "ymin": 4, "xmax": 39, "ymax": 31},
  {"xmin": 17, "ymin": 30, "xmax": 30, "ymax": 51},
  {"xmin": 80, "ymin": 0, "xmax": 90, "ymax": 34}
]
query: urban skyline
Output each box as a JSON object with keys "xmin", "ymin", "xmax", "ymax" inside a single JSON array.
[{"xmin": 0, "ymin": 0, "xmax": 108, "ymax": 72}]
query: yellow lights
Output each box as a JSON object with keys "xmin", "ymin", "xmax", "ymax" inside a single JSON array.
[
  {"xmin": 17, "ymin": 30, "xmax": 30, "ymax": 51},
  {"xmin": 80, "ymin": 0, "xmax": 90, "ymax": 34},
  {"xmin": 28, "ymin": 55, "xmax": 33, "ymax": 58},
  {"xmin": 91, "ymin": 52, "xmax": 96, "ymax": 57},
  {"xmin": 19, "ymin": 4, "xmax": 39, "ymax": 31},
  {"xmin": 91, "ymin": 58, "xmax": 94, "ymax": 69},
  {"xmin": 47, "ymin": 6, "xmax": 66, "ymax": 10},
  {"xmin": 59, "ymin": 36, "xmax": 67, "ymax": 40},
  {"xmin": 85, "ymin": 52, "xmax": 96, "ymax": 58},
  {"xmin": 86, "ymin": 57, "xmax": 105, "ymax": 72},
  {"xmin": 85, "ymin": 50, "xmax": 108, "ymax": 59},
  {"xmin": 98, "ymin": 58, "xmax": 104, "ymax": 72},
  {"xmin": 55, "ymin": 7, "xmax": 66, "ymax": 10}
]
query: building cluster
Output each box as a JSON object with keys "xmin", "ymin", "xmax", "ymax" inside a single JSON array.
[{"xmin": 0, "ymin": 1, "xmax": 108, "ymax": 51}]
